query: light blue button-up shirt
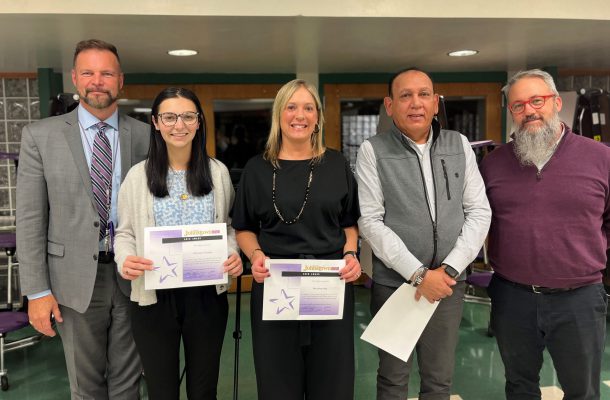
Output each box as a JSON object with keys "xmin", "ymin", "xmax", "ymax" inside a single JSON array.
[{"xmin": 77, "ymin": 105, "xmax": 122, "ymax": 237}]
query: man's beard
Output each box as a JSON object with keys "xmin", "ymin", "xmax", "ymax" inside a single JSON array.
[
  {"xmin": 80, "ymin": 88, "xmax": 118, "ymax": 110},
  {"xmin": 513, "ymin": 112, "xmax": 562, "ymax": 167}
]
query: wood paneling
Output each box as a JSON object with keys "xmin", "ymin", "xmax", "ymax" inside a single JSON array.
[
  {"xmin": 0, "ymin": 72, "xmax": 37, "ymax": 78},
  {"xmin": 123, "ymin": 83, "xmax": 283, "ymax": 156},
  {"xmin": 559, "ymin": 69, "xmax": 610, "ymax": 77},
  {"xmin": 323, "ymin": 82, "xmax": 503, "ymax": 148}
]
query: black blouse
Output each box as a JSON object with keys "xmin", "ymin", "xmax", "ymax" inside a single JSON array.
[{"xmin": 231, "ymin": 149, "xmax": 359, "ymax": 257}]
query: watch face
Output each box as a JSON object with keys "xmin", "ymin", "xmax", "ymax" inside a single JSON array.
[{"xmin": 445, "ymin": 266, "xmax": 459, "ymax": 278}]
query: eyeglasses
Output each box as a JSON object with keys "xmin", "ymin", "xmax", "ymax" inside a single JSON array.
[
  {"xmin": 508, "ymin": 94, "xmax": 556, "ymax": 114},
  {"xmin": 157, "ymin": 112, "xmax": 199, "ymax": 126}
]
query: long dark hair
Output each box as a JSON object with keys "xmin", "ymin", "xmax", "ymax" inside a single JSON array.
[{"xmin": 146, "ymin": 87, "xmax": 213, "ymax": 197}]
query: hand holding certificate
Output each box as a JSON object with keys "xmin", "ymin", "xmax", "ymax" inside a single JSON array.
[
  {"xmin": 361, "ymin": 283, "xmax": 439, "ymax": 362},
  {"xmin": 144, "ymin": 223, "xmax": 228, "ymax": 290},
  {"xmin": 263, "ymin": 259, "xmax": 346, "ymax": 320}
]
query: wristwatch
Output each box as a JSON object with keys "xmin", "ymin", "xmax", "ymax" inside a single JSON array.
[
  {"xmin": 443, "ymin": 264, "xmax": 460, "ymax": 279},
  {"xmin": 411, "ymin": 266, "xmax": 428, "ymax": 287},
  {"xmin": 343, "ymin": 250, "xmax": 358, "ymax": 260}
]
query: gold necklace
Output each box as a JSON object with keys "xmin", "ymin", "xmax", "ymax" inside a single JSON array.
[{"xmin": 169, "ymin": 168, "xmax": 190, "ymax": 201}]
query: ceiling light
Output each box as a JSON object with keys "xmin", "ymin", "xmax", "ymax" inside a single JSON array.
[
  {"xmin": 134, "ymin": 107, "xmax": 152, "ymax": 113},
  {"xmin": 447, "ymin": 49, "xmax": 479, "ymax": 57},
  {"xmin": 167, "ymin": 49, "xmax": 198, "ymax": 57}
]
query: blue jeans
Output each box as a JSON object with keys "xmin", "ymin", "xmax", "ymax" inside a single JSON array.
[{"xmin": 488, "ymin": 275, "xmax": 607, "ymax": 400}]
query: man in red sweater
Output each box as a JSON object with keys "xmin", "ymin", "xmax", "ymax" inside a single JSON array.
[{"xmin": 481, "ymin": 69, "xmax": 610, "ymax": 400}]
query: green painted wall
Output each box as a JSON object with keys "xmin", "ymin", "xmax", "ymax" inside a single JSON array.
[{"xmin": 37, "ymin": 68, "xmax": 64, "ymax": 118}]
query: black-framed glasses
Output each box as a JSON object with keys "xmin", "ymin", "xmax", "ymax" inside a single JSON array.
[
  {"xmin": 508, "ymin": 94, "xmax": 556, "ymax": 114},
  {"xmin": 157, "ymin": 112, "xmax": 199, "ymax": 126}
]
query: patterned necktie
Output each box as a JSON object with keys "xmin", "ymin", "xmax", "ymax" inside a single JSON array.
[{"xmin": 90, "ymin": 122, "xmax": 112, "ymax": 241}]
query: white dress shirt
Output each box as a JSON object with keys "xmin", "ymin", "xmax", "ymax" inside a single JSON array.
[{"xmin": 356, "ymin": 128, "xmax": 491, "ymax": 281}]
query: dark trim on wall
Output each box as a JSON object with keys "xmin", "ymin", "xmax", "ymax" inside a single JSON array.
[
  {"xmin": 37, "ymin": 68, "xmax": 64, "ymax": 118},
  {"xmin": 124, "ymin": 73, "xmax": 296, "ymax": 85},
  {"xmin": 542, "ymin": 66, "xmax": 559, "ymax": 83}
]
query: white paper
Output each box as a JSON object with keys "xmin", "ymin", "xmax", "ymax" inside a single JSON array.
[
  {"xmin": 361, "ymin": 283, "xmax": 439, "ymax": 362},
  {"xmin": 144, "ymin": 223, "xmax": 228, "ymax": 290},
  {"xmin": 263, "ymin": 259, "xmax": 346, "ymax": 321}
]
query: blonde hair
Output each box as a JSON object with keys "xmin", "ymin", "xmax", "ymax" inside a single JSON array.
[{"xmin": 263, "ymin": 79, "xmax": 325, "ymax": 168}]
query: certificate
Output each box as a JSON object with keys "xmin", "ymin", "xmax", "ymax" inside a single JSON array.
[
  {"xmin": 144, "ymin": 223, "xmax": 228, "ymax": 290},
  {"xmin": 361, "ymin": 283, "xmax": 439, "ymax": 362},
  {"xmin": 262, "ymin": 259, "xmax": 346, "ymax": 321}
]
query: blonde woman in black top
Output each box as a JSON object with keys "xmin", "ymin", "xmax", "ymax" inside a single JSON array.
[{"xmin": 232, "ymin": 79, "xmax": 361, "ymax": 400}]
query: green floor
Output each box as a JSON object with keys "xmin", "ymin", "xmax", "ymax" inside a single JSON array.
[{"xmin": 3, "ymin": 286, "xmax": 610, "ymax": 399}]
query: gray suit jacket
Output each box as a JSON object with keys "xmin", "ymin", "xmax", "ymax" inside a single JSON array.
[{"xmin": 16, "ymin": 107, "xmax": 149, "ymax": 313}]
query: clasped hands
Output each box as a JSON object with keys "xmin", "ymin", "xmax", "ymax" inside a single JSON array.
[{"xmin": 415, "ymin": 265, "xmax": 456, "ymax": 304}]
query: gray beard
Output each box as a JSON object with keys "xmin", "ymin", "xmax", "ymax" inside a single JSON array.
[{"xmin": 513, "ymin": 113, "xmax": 562, "ymax": 167}]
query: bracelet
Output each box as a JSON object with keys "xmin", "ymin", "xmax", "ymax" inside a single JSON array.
[
  {"xmin": 250, "ymin": 248, "xmax": 263, "ymax": 260},
  {"xmin": 343, "ymin": 250, "xmax": 358, "ymax": 260}
]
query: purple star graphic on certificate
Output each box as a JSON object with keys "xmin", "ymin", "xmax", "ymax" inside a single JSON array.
[
  {"xmin": 269, "ymin": 289, "xmax": 296, "ymax": 314},
  {"xmin": 152, "ymin": 256, "xmax": 178, "ymax": 283}
]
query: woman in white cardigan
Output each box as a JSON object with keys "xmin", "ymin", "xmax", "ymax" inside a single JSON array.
[{"xmin": 114, "ymin": 87, "xmax": 242, "ymax": 400}]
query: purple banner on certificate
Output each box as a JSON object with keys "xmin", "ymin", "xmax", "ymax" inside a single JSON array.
[
  {"xmin": 263, "ymin": 259, "xmax": 345, "ymax": 321},
  {"xmin": 183, "ymin": 262, "xmax": 224, "ymax": 281},
  {"xmin": 271, "ymin": 263, "xmax": 301, "ymax": 284},
  {"xmin": 149, "ymin": 229, "xmax": 182, "ymax": 253},
  {"xmin": 300, "ymin": 299, "xmax": 340, "ymax": 315},
  {"xmin": 144, "ymin": 223, "xmax": 228, "ymax": 290}
]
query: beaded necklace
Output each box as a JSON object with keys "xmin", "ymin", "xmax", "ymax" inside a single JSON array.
[{"xmin": 272, "ymin": 163, "xmax": 314, "ymax": 225}]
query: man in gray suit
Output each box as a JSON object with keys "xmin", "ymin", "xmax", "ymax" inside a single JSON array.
[{"xmin": 17, "ymin": 39, "xmax": 149, "ymax": 399}]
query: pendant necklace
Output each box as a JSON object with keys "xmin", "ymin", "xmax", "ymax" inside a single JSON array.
[{"xmin": 169, "ymin": 167, "xmax": 189, "ymax": 201}]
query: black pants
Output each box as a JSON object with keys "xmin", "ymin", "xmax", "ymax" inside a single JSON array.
[
  {"xmin": 250, "ymin": 281, "xmax": 355, "ymax": 400},
  {"xmin": 130, "ymin": 286, "xmax": 228, "ymax": 400},
  {"xmin": 488, "ymin": 275, "xmax": 607, "ymax": 400}
]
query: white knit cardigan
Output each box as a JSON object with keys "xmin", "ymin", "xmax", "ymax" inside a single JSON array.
[{"xmin": 114, "ymin": 159, "xmax": 239, "ymax": 306}]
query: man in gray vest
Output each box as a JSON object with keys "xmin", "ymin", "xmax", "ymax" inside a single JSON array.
[{"xmin": 356, "ymin": 68, "xmax": 491, "ymax": 400}]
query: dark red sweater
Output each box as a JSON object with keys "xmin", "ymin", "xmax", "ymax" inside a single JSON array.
[{"xmin": 481, "ymin": 126, "xmax": 610, "ymax": 288}]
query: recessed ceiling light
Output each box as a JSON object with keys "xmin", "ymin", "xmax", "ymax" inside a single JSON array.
[
  {"xmin": 167, "ymin": 49, "xmax": 198, "ymax": 57},
  {"xmin": 448, "ymin": 49, "xmax": 479, "ymax": 57}
]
